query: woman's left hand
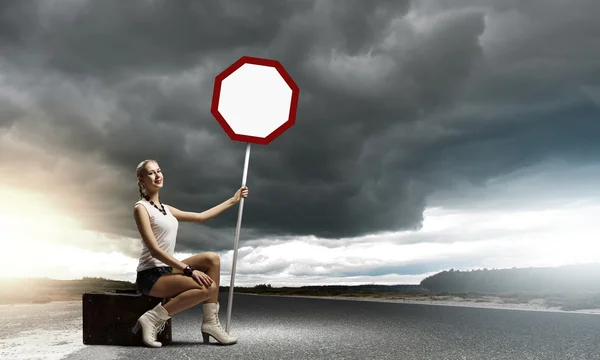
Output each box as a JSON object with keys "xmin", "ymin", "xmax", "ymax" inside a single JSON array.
[{"xmin": 233, "ymin": 186, "xmax": 249, "ymax": 203}]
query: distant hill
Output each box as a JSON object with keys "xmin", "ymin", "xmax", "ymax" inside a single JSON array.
[
  {"xmin": 419, "ymin": 262, "xmax": 600, "ymax": 294},
  {"xmin": 1, "ymin": 263, "xmax": 599, "ymax": 305},
  {"xmin": 0, "ymin": 277, "xmax": 137, "ymax": 304},
  {"xmin": 230, "ymin": 284, "xmax": 430, "ymax": 296},
  {"xmin": 230, "ymin": 263, "xmax": 600, "ymax": 296}
]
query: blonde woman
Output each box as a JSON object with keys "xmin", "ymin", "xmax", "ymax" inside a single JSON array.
[{"xmin": 131, "ymin": 159, "xmax": 248, "ymax": 347}]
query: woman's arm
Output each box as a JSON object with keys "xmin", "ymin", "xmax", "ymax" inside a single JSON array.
[
  {"xmin": 134, "ymin": 205, "xmax": 191, "ymax": 272},
  {"xmin": 166, "ymin": 197, "xmax": 236, "ymax": 223},
  {"xmin": 167, "ymin": 186, "xmax": 248, "ymax": 223}
]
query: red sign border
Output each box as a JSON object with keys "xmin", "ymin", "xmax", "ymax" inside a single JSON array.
[{"xmin": 211, "ymin": 56, "xmax": 300, "ymax": 145}]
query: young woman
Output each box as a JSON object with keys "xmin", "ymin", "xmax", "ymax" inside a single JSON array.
[{"xmin": 131, "ymin": 159, "xmax": 248, "ymax": 347}]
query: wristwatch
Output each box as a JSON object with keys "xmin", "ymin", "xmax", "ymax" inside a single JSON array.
[{"xmin": 184, "ymin": 265, "xmax": 196, "ymax": 277}]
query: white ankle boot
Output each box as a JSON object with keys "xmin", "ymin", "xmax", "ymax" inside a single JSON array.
[
  {"xmin": 132, "ymin": 303, "xmax": 171, "ymax": 347},
  {"xmin": 201, "ymin": 302, "xmax": 237, "ymax": 345}
]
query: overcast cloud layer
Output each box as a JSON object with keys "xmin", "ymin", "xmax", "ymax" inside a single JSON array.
[{"xmin": 1, "ymin": 0, "xmax": 599, "ymax": 256}]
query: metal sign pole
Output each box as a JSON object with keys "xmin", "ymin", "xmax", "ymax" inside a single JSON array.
[{"xmin": 225, "ymin": 142, "xmax": 251, "ymax": 333}]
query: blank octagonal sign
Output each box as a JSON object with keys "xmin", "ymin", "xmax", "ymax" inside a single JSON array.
[{"xmin": 211, "ymin": 56, "xmax": 300, "ymax": 145}]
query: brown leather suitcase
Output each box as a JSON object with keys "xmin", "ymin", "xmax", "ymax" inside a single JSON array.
[{"xmin": 82, "ymin": 289, "xmax": 172, "ymax": 346}]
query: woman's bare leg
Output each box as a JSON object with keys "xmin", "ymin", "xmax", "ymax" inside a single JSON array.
[
  {"xmin": 162, "ymin": 252, "xmax": 237, "ymax": 344},
  {"xmin": 174, "ymin": 252, "xmax": 222, "ymax": 303},
  {"xmin": 149, "ymin": 273, "xmax": 217, "ymax": 316}
]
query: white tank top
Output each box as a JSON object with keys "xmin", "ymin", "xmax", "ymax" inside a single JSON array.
[{"xmin": 135, "ymin": 199, "xmax": 179, "ymax": 272}]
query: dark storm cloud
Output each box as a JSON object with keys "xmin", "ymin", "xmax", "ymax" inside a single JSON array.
[
  {"xmin": 0, "ymin": 0, "xmax": 303, "ymax": 77},
  {"xmin": 1, "ymin": 0, "xmax": 599, "ymax": 253},
  {"xmin": 0, "ymin": 96, "xmax": 23, "ymax": 129}
]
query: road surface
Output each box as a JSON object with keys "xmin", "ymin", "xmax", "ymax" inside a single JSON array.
[{"xmin": 2, "ymin": 293, "xmax": 599, "ymax": 359}]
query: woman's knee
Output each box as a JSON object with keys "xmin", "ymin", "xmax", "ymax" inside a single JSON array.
[
  {"xmin": 191, "ymin": 282, "xmax": 217, "ymax": 300},
  {"xmin": 206, "ymin": 251, "xmax": 220, "ymax": 266},
  {"xmin": 206, "ymin": 281, "xmax": 219, "ymax": 294},
  {"xmin": 190, "ymin": 288, "xmax": 209, "ymax": 299}
]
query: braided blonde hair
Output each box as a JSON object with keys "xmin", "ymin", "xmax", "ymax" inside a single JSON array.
[{"xmin": 136, "ymin": 159, "xmax": 157, "ymax": 199}]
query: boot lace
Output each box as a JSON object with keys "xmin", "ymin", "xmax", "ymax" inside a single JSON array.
[
  {"xmin": 210, "ymin": 310, "xmax": 227, "ymax": 335},
  {"xmin": 155, "ymin": 320, "xmax": 167, "ymax": 337},
  {"xmin": 216, "ymin": 314, "xmax": 227, "ymax": 334}
]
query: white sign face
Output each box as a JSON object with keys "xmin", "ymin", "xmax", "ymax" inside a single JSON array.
[{"xmin": 217, "ymin": 63, "xmax": 293, "ymax": 138}]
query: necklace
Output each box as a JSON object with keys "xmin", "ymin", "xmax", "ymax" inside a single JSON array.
[{"xmin": 144, "ymin": 195, "xmax": 167, "ymax": 216}]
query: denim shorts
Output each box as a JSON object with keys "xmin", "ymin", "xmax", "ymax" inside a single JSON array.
[{"xmin": 136, "ymin": 266, "xmax": 173, "ymax": 295}]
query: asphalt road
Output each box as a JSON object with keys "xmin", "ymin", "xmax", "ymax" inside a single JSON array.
[{"xmin": 6, "ymin": 293, "xmax": 600, "ymax": 360}]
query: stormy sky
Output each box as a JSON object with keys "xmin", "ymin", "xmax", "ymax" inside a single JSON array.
[{"xmin": 1, "ymin": 0, "xmax": 599, "ymax": 285}]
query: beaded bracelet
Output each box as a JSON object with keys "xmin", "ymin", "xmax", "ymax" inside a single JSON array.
[{"xmin": 184, "ymin": 265, "xmax": 196, "ymax": 277}]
